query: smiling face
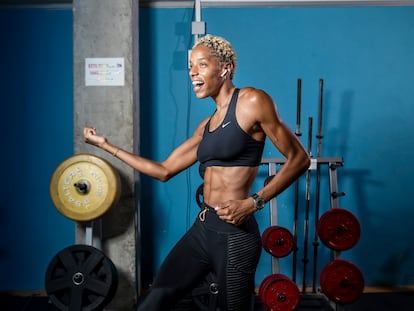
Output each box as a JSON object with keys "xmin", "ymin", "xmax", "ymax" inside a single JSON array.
[
  {"xmin": 189, "ymin": 45, "xmax": 225, "ymax": 99},
  {"xmin": 189, "ymin": 35, "xmax": 237, "ymax": 100},
  {"xmin": 189, "ymin": 46, "xmax": 230, "ymax": 98}
]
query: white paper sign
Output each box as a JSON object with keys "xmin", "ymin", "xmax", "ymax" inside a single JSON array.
[{"xmin": 85, "ymin": 58, "xmax": 124, "ymax": 86}]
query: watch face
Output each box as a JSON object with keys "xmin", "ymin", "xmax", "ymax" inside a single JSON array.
[
  {"xmin": 253, "ymin": 194, "xmax": 265, "ymax": 210},
  {"xmin": 257, "ymin": 198, "xmax": 265, "ymax": 209}
]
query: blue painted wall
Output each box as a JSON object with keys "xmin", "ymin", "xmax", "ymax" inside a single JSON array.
[
  {"xmin": 0, "ymin": 8, "xmax": 74, "ymax": 291},
  {"xmin": 139, "ymin": 5, "xmax": 414, "ymax": 289},
  {"xmin": 1, "ymin": 5, "xmax": 414, "ymax": 292}
]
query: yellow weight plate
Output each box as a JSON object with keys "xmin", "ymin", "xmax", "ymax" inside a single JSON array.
[{"xmin": 50, "ymin": 154, "xmax": 121, "ymax": 221}]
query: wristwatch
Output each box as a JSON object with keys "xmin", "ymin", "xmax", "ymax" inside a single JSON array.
[{"xmin": 251, "ymin": 193, "xmax": 266, "ymax": 210}]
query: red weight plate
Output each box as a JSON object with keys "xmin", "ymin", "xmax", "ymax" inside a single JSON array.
[
  {"xmin": 317, "ymin": 208, "xmax": 361, "ymax": 251},
  {"xmin": 262, "ymin": 226, "xmax": 295, "ymax": 258},
  {"xmin": 320, "ymin": 259, "xmax": 364, "ymax": 304},
  {"xmin": 259, "ymin": 274, "xmax": 300, "ymax": 311},
  {"xmin": 259, "ymin": 274, "xmax": 290, "ymax": 303},
  {"xmin": 259, "ymin": 274, "xmax": 275, "ymax": 303}
]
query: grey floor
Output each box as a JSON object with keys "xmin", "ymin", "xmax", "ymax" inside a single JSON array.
[
  {"xmin": 342, "ymin": 292, "xmax": 414, "ymax": 311},
  {"xmin": 257, "ymin": 292, "xmax": 414, "ymax": 311},
  {"xmin": 1, "ymin": 292, "xmax": 413, "ymax": 310}
]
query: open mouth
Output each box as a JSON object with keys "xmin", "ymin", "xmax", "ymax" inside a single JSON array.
[{"xmin": 192, "ymin": 80, "xmax": 204, "ymax": 92}]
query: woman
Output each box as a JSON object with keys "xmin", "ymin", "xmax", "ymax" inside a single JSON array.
[{"xmin": 84, "ymin": 34, "xmax": 310, "ymax": 310}]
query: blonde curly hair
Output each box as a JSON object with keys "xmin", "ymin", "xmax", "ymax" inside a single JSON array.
[{"xmin": 193, "ymin": 34, "xmax": 237, "ymax": 80}]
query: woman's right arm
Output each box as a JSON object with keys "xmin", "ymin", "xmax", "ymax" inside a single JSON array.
[{"xmin": 83, "ymin": 119, "xmax": 208, "ymax": 182}]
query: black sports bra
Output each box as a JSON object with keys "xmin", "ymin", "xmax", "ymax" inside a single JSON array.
[{"xmin": 197, "ymin": 88, "xmax": 265, "ymax": 168}]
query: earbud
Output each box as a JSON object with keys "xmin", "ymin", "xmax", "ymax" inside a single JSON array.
[{"xmin": 220, "ymin": 69, "xmax": 228, "ymax": 77}]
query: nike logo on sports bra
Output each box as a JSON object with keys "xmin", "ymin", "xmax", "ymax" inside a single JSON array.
[{"xmin": 222, "ymin": 121, "xmax": 231, "ymax": 128}]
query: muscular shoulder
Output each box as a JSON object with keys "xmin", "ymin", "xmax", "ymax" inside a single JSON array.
[
  {"xmin": 237, "ymin": 87, "xmax": 276, "ymax": 118},
  {"xmin": 234, "ymin": 87, "xmax": 276, "ymax": 137},
  {"xmin": 238, "ymin": 87, "xmax": 273, "ymax": 108}
]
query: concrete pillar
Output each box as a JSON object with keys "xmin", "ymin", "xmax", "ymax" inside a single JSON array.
[{"xmin": 73, "ymin": 1, "xmax": 140, "ymax": 310}]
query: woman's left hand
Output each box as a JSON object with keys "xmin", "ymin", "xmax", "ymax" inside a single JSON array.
[{"xmin": 214, "ymin": 198, "xmax": 256, "ymax": 225}]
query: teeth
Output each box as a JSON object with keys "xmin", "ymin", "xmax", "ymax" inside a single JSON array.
[{"xmin": 192, "ymin": 81, "xmax": 203, "ymax": 86}]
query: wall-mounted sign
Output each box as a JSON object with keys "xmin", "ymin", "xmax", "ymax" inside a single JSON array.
[{"xmin": 85, "ymin": 58, "xmax": 124, "ymax": 86}]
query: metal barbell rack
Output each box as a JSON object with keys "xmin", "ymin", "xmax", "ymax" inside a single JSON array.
[
  {"xmin": 261, "ymin": 156, "xmax": 345, "ymax": 311},
  {"xmin": 258, "ymin": 78, "xmax": 363, "ymax": 311}
]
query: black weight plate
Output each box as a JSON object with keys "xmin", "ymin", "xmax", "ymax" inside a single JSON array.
[{"xmin": 45, "ymin": 244, "xmax": 118, "ymax": 311}]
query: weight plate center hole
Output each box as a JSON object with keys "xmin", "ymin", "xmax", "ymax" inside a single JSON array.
[
  {"xmin": 277, "ymin": 293, "xmax": 286, "ymax": 302},
  {"xmin": 73, "ymin": 180, "xmax": 91, "ymax": 195},
  {"xmin": 72, "ymin": 272, "xmax": 85, "ymax": 285},
  {"xmin": 336, "ymin": 225, "xmax": 347, "ymax": 235}
]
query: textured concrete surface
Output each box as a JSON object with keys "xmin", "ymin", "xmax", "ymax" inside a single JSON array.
[{"xmin": 73, "ymin": 1, "xmax": 140, "ymax": 310}]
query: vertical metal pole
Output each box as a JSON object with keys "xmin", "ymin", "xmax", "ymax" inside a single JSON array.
[
  {"xmin": 329, "ymin": 163, "xmax": 340, "ymax": 209},
  {"xmin": 292, "ymin": 78, "xmax": 302, "ymax": 282},
  {"xmin": 85, "ymin": 222, "xmax": 93, "ymax": 246},
  {"xmin": 302, "ymin": 117, "xmax": 313, "ymax": 293},
  {"xmin": 268, "ymin": 163, "xmax": 279, "ymax": 274},
  {"xmin": 295, "ymin": 78, "xmax": 302, "ymax": 137},
  {"xmin": 84, "ymin": 220, "xmax": 102, "ymax": 249},
  {"xmin": 329, "ymin": 164, "xmax": 345, "ymax": 260},
  {"xmin": 194, "ymin": 0, "xmax": 201, "ymax": 42},
  {"xmin": 312, "ymin": 79, "xmax": 324, "ymax": 292},
  {"xmin": 328, "ymin": 162, "xmax": 345, "ymax": 311},
  {"xmin": 316, "ymin": 79, "xmax": 324, "ymax": 158}
]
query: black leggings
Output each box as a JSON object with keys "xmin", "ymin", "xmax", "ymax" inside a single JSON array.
[{"xmin": 137, "ymin": 205, "xmax": 262, "ymax": 311}]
